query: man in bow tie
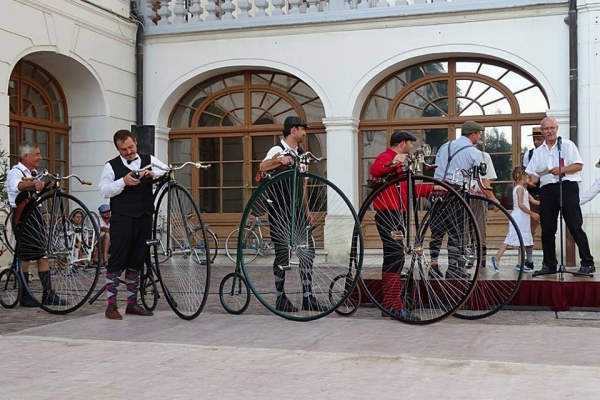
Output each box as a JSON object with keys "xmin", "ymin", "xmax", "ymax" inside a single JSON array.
[{"xmin": 98, "ymin": 129, "xmax": 168, "ymax": 320}]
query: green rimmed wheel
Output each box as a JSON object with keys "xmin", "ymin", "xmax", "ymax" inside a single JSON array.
[{"xmin": 239, "ymin": 170, "xmax": 363, "ymax": 322}]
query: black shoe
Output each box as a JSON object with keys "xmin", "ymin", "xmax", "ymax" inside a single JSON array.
[
  {"xmin": 302, "ymin": 295, "xmax": 327, "ymax": 312},
  {"xmin": 42, "ymin": 290, "xmax": 68, "ymax": 306},
  {"xmin": 428, "ymin": 264, "xmax": 443, "ymax": 279},
  {"xmin": 537, "ymin": 265, "xmax": 557, "ymax": 274},
  {"xmin": 20, "ymin": 294, "xmax": 38, "ymax": 308},
  {"xmin": 525, "ymin": 260, "xmax": 535, "ymax": 270},
  {"xmin": 275, "ymin": 295, "xmax": 298, "ymax": 312},
  {"xmin": 578, "ymin": 265, "xmax": 596, "ymax": 274},
  {"xmin": 445, "ymin": 269, "xmax": 471, "ymax": 280}
]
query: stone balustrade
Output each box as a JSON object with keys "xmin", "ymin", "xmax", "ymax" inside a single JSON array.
[{"xmin": 140, "ymin": 0, "xmax": 566, "ymax": 35}]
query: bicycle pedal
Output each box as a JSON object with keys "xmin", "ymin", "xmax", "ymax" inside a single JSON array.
[
  {"xmin": 146, "ymin": 239, "xmax": 161, "ymax": 247},
  {"xmin": 277, "ymin": 264, "xmax": 292, "ymax": 271}
]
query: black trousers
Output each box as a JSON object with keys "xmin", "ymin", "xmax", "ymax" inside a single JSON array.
[
  {"xmin": 374, "ymin": 210, "xmax": 406, "ymax": 274},
  {"xmin": 539, "ymin": 181, "xmax": 594, "ymax": 268},
  {"xmin": 107, "ymin": 212, "xmax": 152, "ymax": 273}
]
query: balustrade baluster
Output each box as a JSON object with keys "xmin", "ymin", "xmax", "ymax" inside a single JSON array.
[
  {"xmin": 272, "ymin": 0, "xmax": 285, "ymax": 15},
  {"xmin": 156, "ymin": 0, "xmax": 172, "ymax": 25},
  {"xmin": 254, "ymin": 0, "xmax": 269, "ymax": 17},
  {"xmin": 205, "ymin": 0, "xmax": 220, "ymax": 20},
  {"xmin": 189, "ymin": 0, "xmax": 204, "ymax": 22},
  {"xmin": 173, "ymin": 0, "xmax": 187, "ymax": 23},
  {"xmin": 238, "ymin": 0, "xmax": 253, "ymax": 18}
]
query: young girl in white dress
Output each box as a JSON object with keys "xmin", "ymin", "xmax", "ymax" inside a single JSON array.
[{"xmin": 492, "ymin": 166, "xmax": 540, "ymax": 273}]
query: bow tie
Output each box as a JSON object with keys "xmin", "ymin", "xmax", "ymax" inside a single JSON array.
[{"xmin": 126, "ymin": 157, "xmax": 139, "ymax": 165}]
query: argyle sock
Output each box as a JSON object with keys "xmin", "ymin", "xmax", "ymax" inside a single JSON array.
[
  {"xmin": 106, "ymin": 271, "xmax": 119, "ymax": 307},
  {"xmin": 125, "ymin": 269, "xmax": 140, "ymax": 307}
]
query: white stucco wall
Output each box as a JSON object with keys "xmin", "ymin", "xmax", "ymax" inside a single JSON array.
[
  {"xmin": 0, "ymin": 0, "xmax": 137, "ymax": 211},
  {"xmin": 142, "ymin": 4, "xmax": 572, "ymax": 209}
]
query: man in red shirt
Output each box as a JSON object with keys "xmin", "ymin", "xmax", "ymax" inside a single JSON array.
[{"xmin": 369, "ymin": 130, "xmax": 417, "ymax": 320}]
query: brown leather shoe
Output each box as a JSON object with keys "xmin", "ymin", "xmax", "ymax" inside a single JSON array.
[
  {"xmin": 105, "ymin": 306, "xmax": 123, "ymax": 320},
  {"xmin": 125, "ymin": 304, "xmax": 154, "ymax": 316}
]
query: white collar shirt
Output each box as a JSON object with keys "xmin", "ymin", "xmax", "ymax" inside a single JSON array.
[
  {"xmin": 6, "ymin": 162, "xmax": 37, "ymax": 207},
  {"xmin": 525, "ymin": 139, "xmax": 583, "ymax": 187},
  {"xmin": 98, "ymin": 154, "xmax": 168, "ymax": 199}
]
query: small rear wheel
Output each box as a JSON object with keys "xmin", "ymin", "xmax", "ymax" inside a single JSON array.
[
  {"xmin": 330, "ymin": 274, "xmax": 361, "ymax": 317},
  {"xmin": 140, "ymin": 273, "xmax": 159, "ymax": 312},
  {"xmin": 0, "ymin": 268, "xmax": 21, "ymax": 308},
  {"xmin": 219, "ymin": 272, "xmax": 250, "ymax": 315}
]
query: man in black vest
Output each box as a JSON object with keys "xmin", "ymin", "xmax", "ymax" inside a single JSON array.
[
  {"xmin": 99, "ymin": 130, "xmax": 168, "ymax": 320},
  {"xmin": 259, "ymin": 116, "xmax": 324, "ymax": 313}
]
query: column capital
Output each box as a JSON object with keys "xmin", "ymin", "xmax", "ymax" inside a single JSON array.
[
  {"xmin": 322, "ymin": 117, "xmax": 360, "ymax": 131},
  {"xmin": 155, "ymin": 125, "xmax": 171, "ymax": 141},
  {"xmin": 546, "ymin": 109, "xmax": 569, "ymax": 125}
]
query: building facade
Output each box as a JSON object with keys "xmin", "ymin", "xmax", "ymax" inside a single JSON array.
[{"xmin": 2, "ymin": 0, "xmax": 600, "ymax": 256}]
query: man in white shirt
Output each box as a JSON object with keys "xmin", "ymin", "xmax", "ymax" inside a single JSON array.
[
  {"xmin": 525, "ymin": 117, "xmax": 594, "ymax": 274},
  {"xmin": 6, "ymin": 142, "xmax": 66, "ymax": 307},
  {"xmin": 258, "ymin": 115, "xmax": 324, "ymax": 313},
  {"xmin": 99, "ymin": 130, "xmax": 168, "ymax": 319}
]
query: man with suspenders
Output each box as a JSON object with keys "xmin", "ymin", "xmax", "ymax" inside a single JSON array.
[
  {"xmin": 429, "ymin": 121, "xmax": 485, "ymax": 279},
  {"xmin": 259, "ymin": 116, "xmax": 324, "ymax": 313}
]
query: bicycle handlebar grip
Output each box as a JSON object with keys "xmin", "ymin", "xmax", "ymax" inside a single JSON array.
[
  {"xmin": 82, "ymin": 180, "xmax": 93, "ymax": 186},
  {"xmin": 21, "ymin": 177, "xmax": 35, "ymax": 181}
]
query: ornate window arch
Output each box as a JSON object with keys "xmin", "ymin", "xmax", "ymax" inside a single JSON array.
[
  {"xmin": 359, "ymin": 58, "xmax": 548, "ymax": 202},
  {"xmin": 168, "ymin": 71, "xmax": 326, "ymax": 226},
  {"xmin": 8, "ymin": 60, "xmax": 69, "ymax": 176}
]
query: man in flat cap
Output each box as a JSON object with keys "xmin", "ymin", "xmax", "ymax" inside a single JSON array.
[
  {"xmin": 368, "ymin": 130, "xmax": 420, "ymax": 320},
  {"xmin": 259, "ymin": 115, "xmax": 324, "ymax": 313},
  {"xmin": 430, "ymin": 121, "xmax": 485, "ymax": 279}
]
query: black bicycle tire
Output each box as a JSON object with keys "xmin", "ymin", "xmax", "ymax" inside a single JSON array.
[
  {"xmin": 357, "ymin": 174, "xmax": 482, "ymax": 325},
  {"xmin": 152, "ymin": 183, "xmax": 211, "ymax": 320},
  {"xmin": 0, "ymin": 268, "xmax": 21, "ymax": 308},
  {"xmin": 15, "ymin": 192, "xmax": 102, "ymax": 314},
  {"xmin": 453, "ymin": 194, "xmax": 525, "ymax": 320}
]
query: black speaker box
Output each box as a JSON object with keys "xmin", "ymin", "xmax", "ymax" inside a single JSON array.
[{"xmin": 131, "ymin": 125, "xmax": 155, "ymax": 156}]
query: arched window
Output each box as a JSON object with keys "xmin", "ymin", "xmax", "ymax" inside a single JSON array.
[
  {"xmin": 359, "ymin": 58, "xmax": 548, "ymax": 202},
  {"xmin": 169, "ymin": 71, "xmax": 326, "ymax": 223},
  {"xmin": 9, "ymin": 60, "xmax": 69, "ymax": 177}
]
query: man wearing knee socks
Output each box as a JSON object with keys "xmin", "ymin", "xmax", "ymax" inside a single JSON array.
[{"xmin": 99, "ymin": 130, "xmax": 168, "ymax": 320}]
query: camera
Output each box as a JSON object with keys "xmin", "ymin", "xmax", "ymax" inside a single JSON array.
[{"xmin": 132, "ymin": 171, "xmax": 141, "ymax": 180}]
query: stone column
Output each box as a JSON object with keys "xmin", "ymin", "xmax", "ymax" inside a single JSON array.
[
  {"xmin": 155, "ymin": 125, "xmax": 170, "ymax": 163},
  {"xmin": 322, "ymin": 117, "xmax": 360, "ymax": 262},
  {"xmin": 576, "ymin": 0, "xmax": 600, "ymax": 265}
]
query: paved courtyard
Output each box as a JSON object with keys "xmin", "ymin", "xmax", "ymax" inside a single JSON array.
[{"xmin": 1, "ymin": 260, "xmax": 600, "ymax": 399}]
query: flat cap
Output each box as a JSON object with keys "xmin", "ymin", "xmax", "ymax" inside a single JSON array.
[
  {"xmin": 284, "ymin": 116, "xmax": 308, "ymax": 129},
  {"xmin": 461, "ymin": 121, "xmax": 484, "ymax": 135},
  {"xmin": 390, "ymin": 130, "xmax": 417, "ymax": 145}
]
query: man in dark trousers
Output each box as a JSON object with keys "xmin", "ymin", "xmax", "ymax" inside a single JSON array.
[
  {"xmin": 525, "ymin": 117, "xmax": 595, "ymax": 274},
  {"xmin": 259, "ymin": 115, "xmax": 324, "ymax": 313},
  {"xmin": 99, "ymin": 130, "xmax": 168, "ymax": 319}
]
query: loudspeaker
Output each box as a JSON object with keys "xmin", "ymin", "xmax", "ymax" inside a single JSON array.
[{"xmin": 131, "ymin": 125, "xmax": 155, "ymax": 156}]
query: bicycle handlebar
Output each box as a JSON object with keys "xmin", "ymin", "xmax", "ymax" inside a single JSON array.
[
  {"xmin": 136, "ymin": 161, "xmax": 211, "ymax": 174},
  {"xmin": 22, "ymin": 170, "xmax": 93, "ymax": 186}
]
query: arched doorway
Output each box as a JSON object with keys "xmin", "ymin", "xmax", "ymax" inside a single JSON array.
[
  {"xmin": 8, "ymin": 60, "xmax": 69, "ymax": 175},
  {"xmin": 168, "ymin": 70, "xmax": 327, "ymax": 236},
  {"xmin": 359, "ymin": 58, "xmax": 548, "ymax": 202}
]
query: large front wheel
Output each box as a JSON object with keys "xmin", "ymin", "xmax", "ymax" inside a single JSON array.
[
  {"xmin": 153, "ymin": 183, "xmax": 211, "ymax": 320},
  {"xmin": 357, "ymin": 175, "xmax": 482, "ymax": 324},
  {"xmin": 15, "ymin": 193, "xmax": 102, "ymax": 314},
  {"xmin": 240, "ymin": 171, "xmax": 364, "ymax": 322},
  {"xmin": 454, "ymin": 194, "xmax": 525, "ymax": 320}
]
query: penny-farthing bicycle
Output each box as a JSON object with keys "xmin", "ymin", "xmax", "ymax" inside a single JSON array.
[
  {"xmin": 331, "ymin": 145, "xmax": 483, "ymax": 324},
  {"xmin": 219, "ymin": 150, "xmax": 364, "ymax": 321}
]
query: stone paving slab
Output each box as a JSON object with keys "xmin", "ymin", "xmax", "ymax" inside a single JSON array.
[{"xmin": 2, "ymin": 311, "xmax": 600, "ymax": 400}]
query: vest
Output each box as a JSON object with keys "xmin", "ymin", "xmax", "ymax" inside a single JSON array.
[{"xmin": 108, "ymin": 154, "xmax": 154, "ymax": 217}]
